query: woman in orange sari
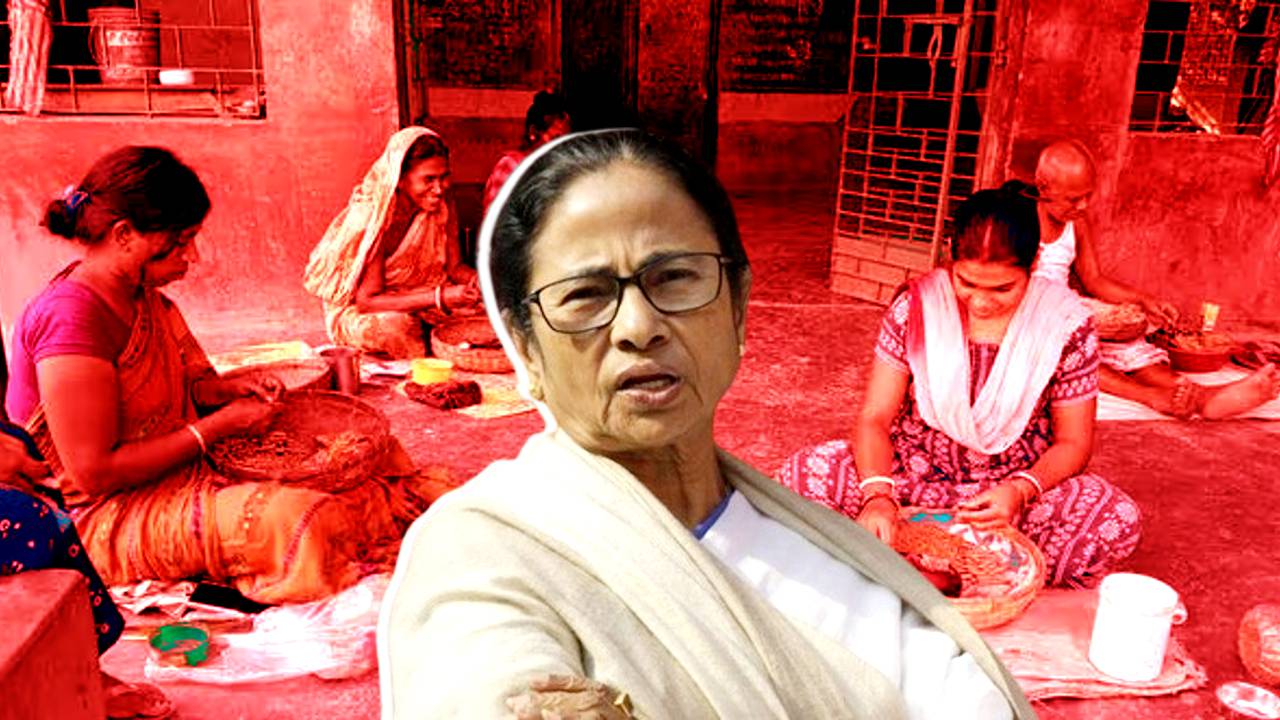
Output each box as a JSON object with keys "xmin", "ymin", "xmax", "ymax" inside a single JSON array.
[
  {"xmin": 304, "ymin": 127, "xmax": 482, "ymax": 358},
  {"xmin": 8, "ymin": 147, "xmax": 405, "ymax": 604}
]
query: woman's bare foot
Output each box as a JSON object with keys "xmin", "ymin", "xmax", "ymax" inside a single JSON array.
[
  {"xmin": 101, "ymin": 671, "xmax": 174, "ymax": 719},
  {"xmin": 1143, "ymin": 379, "xmax": 1201, "ymax": 418},
  {"xmin": 1201, "ymin": 364, "xmax": 1280, "ymax": 419}
]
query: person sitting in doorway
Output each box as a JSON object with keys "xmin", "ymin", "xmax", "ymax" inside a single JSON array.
[
  {"xmin": 481, "ymin": 91, "xmax": 572, "ymax": 214},
  {"xmin": 305, "ymin": 127, "xmax": 483, "ymax": 358},
  {"xmin": 1029, "ymin": 139, "xmax": 1279, "ymax": 418}
]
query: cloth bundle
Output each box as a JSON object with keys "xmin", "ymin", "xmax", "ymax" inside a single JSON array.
[{"xmin": 404, "ymin": 379, "xmax": 483, "ymax": 409}]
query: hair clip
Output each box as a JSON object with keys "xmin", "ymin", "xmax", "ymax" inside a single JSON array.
[{"xmin": 61, "ymin": 185, "xmax": 90, "ymax": 215}]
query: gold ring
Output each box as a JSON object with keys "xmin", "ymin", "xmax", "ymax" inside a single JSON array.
[{"xmin": 612, "ymin": 691, "xmax": 634, "ymax": 717}]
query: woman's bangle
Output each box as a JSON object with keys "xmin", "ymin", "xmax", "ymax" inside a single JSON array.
[
  {"xmin": 1007, "ymin": 470, "xmax": 1043, "ymax": 501},
  {"xmin": 858, "ymin": 474, "xmax": 896, "ymax": 492},
  {"xmin": 435, "ymin": 285, "xmax": 451, "ymax": 315},
  {"xmin": 860, "ymin": 494, "xmax": 898, "ymax": 514},
  {"xmin": 186, "ymin": 423, "xmax": 208, "ymax": 455}
]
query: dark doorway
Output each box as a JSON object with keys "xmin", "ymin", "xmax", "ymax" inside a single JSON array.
[{"xmin": 561, "ymin": 0, "xmax": 639, "ymax": 130}]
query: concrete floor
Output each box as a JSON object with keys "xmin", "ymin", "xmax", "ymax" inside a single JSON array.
[{"xmin": 98, "ymin": 191, "xmax": 1280, "ymax": 719}]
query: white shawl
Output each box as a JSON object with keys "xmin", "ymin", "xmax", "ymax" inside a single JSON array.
[
  {"xmin": 379, "ymin": 430, "xmax": 1035, "ymax": 719},
  {"xmin": 906, "ymin": 268, "xmax": 1092, "ymax": 454}
]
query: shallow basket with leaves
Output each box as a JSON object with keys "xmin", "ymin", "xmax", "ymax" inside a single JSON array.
[
  {"xmin": 892, "ymin": 507, "xmax": 1047, "ymax": 630},
  {"xmin": 207, "ymin": 390, "xmax": 391, "ymax": 493}
]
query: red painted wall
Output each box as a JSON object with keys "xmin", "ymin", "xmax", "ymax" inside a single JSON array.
[
  {"xmin": 1, "ymin": 0, "xmax": 400, "ymax": 335},
  {"xmin": 993, "ymin": 0, "xmax": 1280, "ymax": 325}
]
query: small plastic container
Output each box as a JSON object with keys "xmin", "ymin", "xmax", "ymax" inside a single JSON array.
[
  {"xmin": 411, "ymin": 358, "xmax": 453, "ymax": 385},
  {"xmin": 158, "ymin": 69, "xmax": 195, "ymax": 86},
  {"xmin": 1217, "ymin": 681, "xmax": 1280, "ymax": 719}
]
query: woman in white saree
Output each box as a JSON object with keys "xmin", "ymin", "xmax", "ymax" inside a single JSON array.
[{"xmin": 379, "ymin": 130, "xmax": 1035, "ymax": 719}]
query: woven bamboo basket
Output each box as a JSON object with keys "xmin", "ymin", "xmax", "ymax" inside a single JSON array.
[
  {"xmin": 892, "ymin": 508, "xmax": 1046, "ymax": 629},
  {"xmin": 1240, "ymin": 604, "xmax": 1280, "ymax": 686},
  {"xmin": 1082, "ymin": 298, "xmax": 1148, "ymax": 342},
  {"xmin": 431, "ymin": 318, "xmax": 513, "ymax": 374},
  {"xmin": 207, "ymin": 390, "xmax": 390, "ymax": 492}
]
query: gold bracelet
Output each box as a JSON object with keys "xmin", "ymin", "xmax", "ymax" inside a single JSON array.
[{"xmin": 186, "ymin": 423, "xmax": 207, "ymax": 455}]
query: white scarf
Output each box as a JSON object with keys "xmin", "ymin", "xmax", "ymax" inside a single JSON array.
[{"xmin": 906, "ymin": 268, "xmax": 1091, "ymax": 454}]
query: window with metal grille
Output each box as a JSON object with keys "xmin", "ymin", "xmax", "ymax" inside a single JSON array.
[
  {"xmin": 0, "ymin": 1, "xmax": 264, "ymax": 118},
  {"xmin": 1131, "ymin": 0, "xmax": 1278, "ymax": 135}
]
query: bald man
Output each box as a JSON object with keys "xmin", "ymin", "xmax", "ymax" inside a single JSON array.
[{"xmin": 1030, "ymin": 139, "xmax": 1279, "ymax": 419}]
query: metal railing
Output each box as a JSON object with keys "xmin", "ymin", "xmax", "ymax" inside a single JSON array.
[{"xmin": 0, "ymin": 0, "xmax": 264, "ymax": 118}]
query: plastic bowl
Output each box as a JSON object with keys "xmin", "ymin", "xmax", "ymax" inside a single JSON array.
[
  {"xmin": 1217, "ymin": 681, "xmax": 1280, "ymax": 719},
  {"xmin": 149, "ymin": 623, "xmax": 210, "ymax": 666},
  {"xmin": 411, "ymin": 358, "xmax": 453, "ymax": 385}
]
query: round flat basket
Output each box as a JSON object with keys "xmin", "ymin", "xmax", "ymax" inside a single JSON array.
[
  {"xmin": 1083, "ymin": 299, "xmax": 1148, "ymax": 343},
  {"xmin": 207, "ymin": 390, "xmax": 390, "ymax": 492},
  {"xmin": 431, "ymin": 318, "xmax": 512, "ymax": 374},
  {"xmin": 220, "ymin": 358, "xmax": 333, "ymax": 393},
  {"xmin": 892, "ymin": 508, "xmax": 1046, "ymax": 629}
]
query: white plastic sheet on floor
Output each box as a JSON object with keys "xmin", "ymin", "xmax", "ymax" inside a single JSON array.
[
  {"xmin": 1096, "ymin": 367, "xmax": 1280, "ymax": 421},
  {"xmin": 144, "ymin": 573, "xmax": 388, "ymax": 685}
]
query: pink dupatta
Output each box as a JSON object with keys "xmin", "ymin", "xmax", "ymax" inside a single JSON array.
[{"xmin": 905, "ymin": 269, "xmax": 1092, "ymax": 455}]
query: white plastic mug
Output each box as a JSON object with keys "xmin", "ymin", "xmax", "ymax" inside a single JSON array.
[{"xmin": 1088, "ymin": 573, "xmax": 1188, "ymax": 682}]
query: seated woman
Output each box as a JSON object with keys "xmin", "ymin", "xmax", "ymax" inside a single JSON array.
[
  {"xmin": 305, "ymin": 127, "xmax": 482, "ymax": 358},
  {"xmin": 381, "ymin": 130, "xmax": 1034, "ymax": 719},
  {"xmin": 8, "ymin": 146, "xmax": 407, "ymax": 604},
  {"xmin": 779, "ymin": 182, "xmax": 1141, "ymax": 589},
  {"xmin": 481, "ymin": 90, "xmax": 571, "ymax": 213}
]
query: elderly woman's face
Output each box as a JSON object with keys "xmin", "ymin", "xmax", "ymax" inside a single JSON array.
[
  {"xmin": 399, "ymin": 156, "xmax": 450, "ymax": 213},
  {"xmin": 516, "ymin": 161, "xmax": 746, "ymax": 455}
]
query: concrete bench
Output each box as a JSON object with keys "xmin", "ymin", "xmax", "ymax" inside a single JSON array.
[{"xmin": 0, "ymin": 569, "xmax": 104, "ymax": 720}]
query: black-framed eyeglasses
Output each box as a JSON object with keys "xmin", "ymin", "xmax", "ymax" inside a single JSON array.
[{"xmin": 523, "ymin": 252, "xmax": 737, "ymax": 334}]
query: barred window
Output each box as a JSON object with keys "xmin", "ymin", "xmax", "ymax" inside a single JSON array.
[
  {"xmin": 1131, "ymin": 0, "xmax": 1279, "ymax": 135},
  {"xmin": 1, "ymin": 1, "xmax": 264, "ymax": 118}
]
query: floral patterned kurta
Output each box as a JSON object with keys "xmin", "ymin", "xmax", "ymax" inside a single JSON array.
[{"xmin": 779, "ymin": 294, "xmax": 1142, "ymax": 587}]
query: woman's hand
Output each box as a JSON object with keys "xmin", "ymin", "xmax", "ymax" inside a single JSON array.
[
  {"xmin": 505, "ymin": 674, "xmax": 632, "ymax": 720},
  {"xmin": 0, "ymin": 433, "xmax": 49, "ymax": 493},
  {"xmin": 208, "ymin": 398, "xmax": 280, "ymax": 439},
  {"xmin": 955, "ymin": 483, "xmax": 1026, "ymax": 529},
  {"xmin": 226, "ymin": 374, "xmax": 285, "ymax": 404},
  {"xmin": 442, "ymin": 283, "xmax": 482, "ymax": 310},
  {"xmin": 1139, "ymin": 296, "xmax": 1179, "ymax": 329},
  {"xmin": 193, "ymin": 374, "xmax": 284, "ymax": 407},
  {"xmin": 856, "ymin": 494, "xmax": 898, "ymax": 546}
]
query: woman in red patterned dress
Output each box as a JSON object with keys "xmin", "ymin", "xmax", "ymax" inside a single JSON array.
[{"xmin": 779, "ymin": 183, "xmax": 1141, "ymax": 588}]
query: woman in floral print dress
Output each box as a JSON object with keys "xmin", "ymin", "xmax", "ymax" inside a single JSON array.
[{"xmin": 779, "ymin": 184, "xmax": 1140, "ymax": 588}]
